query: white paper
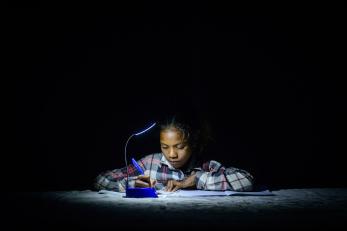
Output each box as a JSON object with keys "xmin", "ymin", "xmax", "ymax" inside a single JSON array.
[
  {"xmin": 157, "ymin": 189, "xmax": 274, "ymax": 197},
  {"xmin": 98, "ymin": 189, "xmax": 274, "ymax": 198}
]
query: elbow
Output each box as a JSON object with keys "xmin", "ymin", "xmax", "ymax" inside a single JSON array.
[
  {"xmin": 93, "ymin": 174, "xmax": 112, "ymax": 191},
  {"xmin": 93, "ymin": 174, "xmax": 126, "ymax": 192},
  {"xmin": 93, "ymin": 176, "xmax": 105, "ymax": 191},
  {"xmin": 234, "ymin": 177, "xmax": 254, "ymax": 192},
  {"xmin": 226, "ymin": 169, "xmax": 255, "ymax": 192}
]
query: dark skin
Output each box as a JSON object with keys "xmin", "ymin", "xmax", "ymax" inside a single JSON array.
[
  {"xmin": 135, "ymin": 175, "xmax": 156, "ymax": 188},
  {"xmin": 135, "ymin": 128, "xmax": 196, "ymax": 192}
]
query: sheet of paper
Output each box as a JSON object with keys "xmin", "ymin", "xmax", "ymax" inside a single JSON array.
[
  {"xmin": 98, "ymin": 189, "xmax": 274, "ymax": 197},
  {"xmin": 157, "ymin": 189, "xmax": 274, "ymax": 197}
]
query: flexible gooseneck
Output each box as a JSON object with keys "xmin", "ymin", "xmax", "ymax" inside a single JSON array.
[{"xmin": 124, "ymin": 134, "xmax": 135, "ymax": 190}]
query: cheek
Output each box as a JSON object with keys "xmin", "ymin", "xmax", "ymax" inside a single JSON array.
[
  {"xmin": 161, "ymin": 148, "xmax": 168, "ymax": 155},
  {"xmin": 178, "ymin": 149, "xmax": 191, "ymax": 160},
  {"xmin": 161, "ymin": 148, "xmax": 172, "ymax": 158}
]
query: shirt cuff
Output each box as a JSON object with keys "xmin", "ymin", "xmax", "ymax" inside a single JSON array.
[{"xmin": 127, "ymin": 176, "xmax": 137, "ymax": 188}]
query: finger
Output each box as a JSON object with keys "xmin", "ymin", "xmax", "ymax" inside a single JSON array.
[
  {"xmin": 165, "ymin": 181, "xmax": 171, "ymax": 191},
  {"xmin": 135, "ymin": 179, "xmax": 150, "ymax": 188},
  {"xmin": 137, "ymin": 175, "xmax": 150, "ymax": 181},
  {"xmin": 172, "ymin": 185, "xmax": 181, "ymax": 192},
  {"xmin": 150, "ymin": 179, "xmax": 157, "ymax": 188},
  {"xmin": 137, "ymin": 175, "xmax": 151, "ymax": 185},
  {"xmin": 138, "ymin": 175, "xmax": 156, "ymax": 187},
  {"xmin": 167, "ymin": 180, "xmax": 179, "ymax": 192},
  {"xmin": 166, "ymin": 180, "xmax": 173, "ymax": 192}
]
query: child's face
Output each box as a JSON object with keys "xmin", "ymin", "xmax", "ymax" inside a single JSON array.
[{"xmin": 160, "ymin": 128, "xmax": 192, "ymax": 169}]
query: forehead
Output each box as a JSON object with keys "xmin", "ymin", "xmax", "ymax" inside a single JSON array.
[{"xmin": 160, "ymin": 129, "xmax": 184, "ymax": 142}]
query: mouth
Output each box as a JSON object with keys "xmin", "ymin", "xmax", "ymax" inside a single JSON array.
[{"xmin": 169, "ymin": 161, "xmax": 181, "ymax": 166}]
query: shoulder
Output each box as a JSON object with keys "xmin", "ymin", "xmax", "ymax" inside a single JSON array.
[
  {"xmin": 139, "ymin": 153, "xmax": 163, "ymax": 165},
  {"xmin": 201, "ymin": 160, "xmax": 223, "ymax": 172}
]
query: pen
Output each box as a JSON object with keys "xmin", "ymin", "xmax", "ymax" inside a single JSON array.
[{"xmin": 131, "ymin": 158, "xmax": 144, "ymax": 175}]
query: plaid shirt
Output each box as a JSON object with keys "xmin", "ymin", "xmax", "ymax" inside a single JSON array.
[{"xmin": 94, "ymin": 153, "xmax": 254, "ymax": 192}]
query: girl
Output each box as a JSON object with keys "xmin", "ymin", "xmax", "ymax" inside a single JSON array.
[{"xmin": 94, "ymin": 113, "xmax": 254, "ymax": 192}]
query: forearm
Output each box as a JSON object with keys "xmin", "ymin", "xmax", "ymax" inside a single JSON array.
[
  {"xmin": 195, "ymin": 168, "xmax": 254, "ymax": 191},
  {"xmin": 93, "ymin": 171, "xmax": 137, "ymax": 192},
  {"xmin": 195, "ymin": 171, "xmax": 229, "ymax": 190}
]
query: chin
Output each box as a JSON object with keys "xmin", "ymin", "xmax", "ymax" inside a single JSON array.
[{"xmin": 173, "ymin": 161, "xmax": 188, "ymax": 169}]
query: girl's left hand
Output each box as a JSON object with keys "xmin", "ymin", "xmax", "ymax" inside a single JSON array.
[{"xmin": 165, "ymin": 172, "xmax": 197, "ymax": 192}]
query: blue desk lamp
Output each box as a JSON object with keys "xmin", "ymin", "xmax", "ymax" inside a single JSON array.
[{"xmin": 124, "ymin": 122, "xmax": 158, "ymax": 198}]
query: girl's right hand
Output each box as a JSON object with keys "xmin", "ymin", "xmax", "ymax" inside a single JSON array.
[{"xmin": 135, "ymin": 175, "xmax": 156, "ymax": 188}]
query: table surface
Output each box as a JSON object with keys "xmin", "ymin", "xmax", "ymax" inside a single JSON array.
[{"xmin": 4, "ymin": 188, "xmax": 347, "ymax": 230}]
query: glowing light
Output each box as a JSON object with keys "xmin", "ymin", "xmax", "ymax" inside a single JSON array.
[{"xmin": 134, "ymin": 122, "xmax": 156, "ymax": 136}]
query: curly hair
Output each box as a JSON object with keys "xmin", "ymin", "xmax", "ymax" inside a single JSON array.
[{"xmin": 158, "ymin": 112, "xmax": 213, "ymax": 156}]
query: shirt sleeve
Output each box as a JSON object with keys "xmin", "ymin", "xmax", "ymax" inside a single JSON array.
[
  {"xmin": 93, "ymin": 154, "xmax": 157, "ymax": 192},
  {"xmin": 93, "ymin": 164, "xmax": 142, "ymax": 192},
  {"xmin": 195, "ymin": 160, "xmax": 254, "ymax": 191}
]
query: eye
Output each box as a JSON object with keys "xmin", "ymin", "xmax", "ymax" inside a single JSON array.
[
  {"xmin": 161, "ymin": 146, "xmax": 168, "ymax": 149},
  {"xmin": 177, "ymin": 145, "xmax": 186, "ymax": 149}
]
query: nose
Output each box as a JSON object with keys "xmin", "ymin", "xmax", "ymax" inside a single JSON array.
[{"xmin": 168, "ymin": 148, "xmax": 178, "ymax": 159}]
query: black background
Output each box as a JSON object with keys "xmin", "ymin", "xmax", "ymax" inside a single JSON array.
[{"xmin": 11, "ymin": 2, "xmax": 345, "ymax": 191}]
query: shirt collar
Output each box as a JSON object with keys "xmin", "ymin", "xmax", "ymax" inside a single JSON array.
[{"xmin": 160, "ymin": 154, "xmax": 176, "ymax": 170}]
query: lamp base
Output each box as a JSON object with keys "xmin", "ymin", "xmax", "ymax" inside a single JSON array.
[{"xmin": 125, "ymin": 187, "xmax": 158, "ymax": 198}]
